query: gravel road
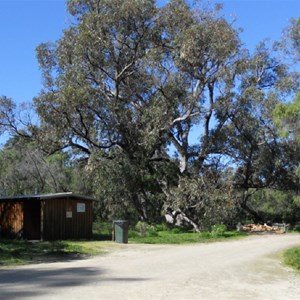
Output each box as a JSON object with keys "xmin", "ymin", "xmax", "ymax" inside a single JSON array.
[{"xmin": 1, "ymin": 234, "xmax": 300, "ymax": 300}]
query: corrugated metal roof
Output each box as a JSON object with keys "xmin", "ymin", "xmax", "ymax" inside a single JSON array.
[{"xmin": 0, "ymin": 192, "xmax": 98, "ymax": 202}]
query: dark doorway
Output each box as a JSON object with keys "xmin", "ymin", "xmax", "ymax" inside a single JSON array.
[{"xmin": 23, "ymin": 201, "xmax": 41, "ymax": 240}]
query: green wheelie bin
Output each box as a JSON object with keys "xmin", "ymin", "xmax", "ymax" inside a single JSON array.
[{"xmin": 113, "ymin": 220, "xmax": 128, "ymax": 243}]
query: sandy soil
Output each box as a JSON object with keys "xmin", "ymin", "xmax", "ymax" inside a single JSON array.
[{"xmin": 1, "ymin": 234, "xmax": 300, "ymax": 300}]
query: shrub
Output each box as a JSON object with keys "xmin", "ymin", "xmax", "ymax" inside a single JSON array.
[
  {"xmin": 210, "ymin": 224, "xmax": 227, "ymax": 237},
  {"xmin": 292, "ymin": 225, "xmax": 300, "ymax": 232},
  {"xmin": 153, "ymin": 223, "xmax": 169, "ymax": 232},
  {"xmin": 135, "ymin": 221, "xmax": 158, "ymax": 237}
]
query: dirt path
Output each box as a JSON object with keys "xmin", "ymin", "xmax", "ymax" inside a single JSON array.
[{"xmin": 1, "ymin": 234, "xmax": 300, "ymax": 300}]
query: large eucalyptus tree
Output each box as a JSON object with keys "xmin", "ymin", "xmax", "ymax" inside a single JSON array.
[{"xmin": 15, "ymin": 0, "xmax": 297, "ymax": 226}]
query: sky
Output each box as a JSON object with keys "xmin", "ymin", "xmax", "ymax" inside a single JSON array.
[{"xmin": 0, "ymin": 0, "xmax": 299, "ymax": 107}]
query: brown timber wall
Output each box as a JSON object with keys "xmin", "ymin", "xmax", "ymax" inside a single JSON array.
[
  {"xmin": 0, "ymin": 201, "xmax": 23, "ymax": 238},
  {"xmin": 43, "ymin": 198, "xmax": 93, "ymax": 240}
]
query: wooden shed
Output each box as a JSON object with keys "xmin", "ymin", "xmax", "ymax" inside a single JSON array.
[{"xmin": 0, "ymin": 192, "xmax": 96, "ymax": 240}]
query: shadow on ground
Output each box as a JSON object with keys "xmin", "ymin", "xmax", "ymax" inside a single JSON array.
[{"xmin": 0, "ymin": 265, "xmax": 148, "ymax": 299}]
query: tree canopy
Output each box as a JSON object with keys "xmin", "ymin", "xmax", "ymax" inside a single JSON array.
[{"xmin": 1, "ymin": 1, "xmax": 300, "ymax": 227}]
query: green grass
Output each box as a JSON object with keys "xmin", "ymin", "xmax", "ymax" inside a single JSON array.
[
  {"xmin": 0, "ymin": 223, "xmax": 248, "ymax": 267},
  {"xmin": 128, "ymin": 227, "xmax": 247, "ymax": 244},
  {"xmin": 93, "ymin": 221, "xmax": 113, "ymax": 241},
  {"xmin": 283, "ymin": 246, "xmax": 300, "ymax": 272},
  {"xmin": 0, "ymin": 239, "xmax": 110, "ymax": 267},
  {"xmin": 95, "ymin": 221, "xmax": 248, "ymax": 244}
]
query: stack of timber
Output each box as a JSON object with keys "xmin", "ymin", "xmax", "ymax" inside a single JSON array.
[{"xmin": 241, "ymin": 223, "xmax": 285, "ymax": 234}]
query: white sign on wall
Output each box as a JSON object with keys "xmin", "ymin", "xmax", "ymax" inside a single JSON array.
[
  {"xmin": 66, "ymin": 211, "xmax": 72, "ymax": 218},
  {"xmin": 77, "ymin": 203, "xmax": 86, "ymax": 213}
]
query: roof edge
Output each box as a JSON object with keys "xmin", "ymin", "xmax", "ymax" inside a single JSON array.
[{"xmin": 0, "ymin": 192, "xmax": 99, "ymax": 202}]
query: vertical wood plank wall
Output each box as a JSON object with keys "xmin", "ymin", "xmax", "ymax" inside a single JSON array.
[
  {"xmin": 43, "ymin": 198, "xmax": 93, "ymax": 240},
  {"xmin": 0, "ymin": 201, "xmax": 23, "ymax": 238}
]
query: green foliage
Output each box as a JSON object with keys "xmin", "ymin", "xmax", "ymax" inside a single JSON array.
[
  {"xmin": 152, "ymin": 223, "xmax": 169, "ymax": 232},
  {"xmin": 296, "ymin": 167, "xmax": 300, "ymax": 182},
  {"xmin": 134, "ymin": 221, "xmax": 158, "ymax": 237},
  {"xmin": 90, "ymin": 150, "xmax": 165, "ymax": 223},
  {"xmin": 33, "ymin": 0, "xmax": 248, "ymax": 225},
  {"xmin": 273, "ymin": 93, "xmax": 300, "ymax": 139},
  {"xmin": 290, "ymin": 224, "xmax": 300, "ymax": 232},
  {"xmin": 0, "ymin": 1, "xmax": 299, "ymax": 229},
  {"xmin": 92, "ymin": 221, "xmax": 113, "ymax": 241},
  {"xmin": 283, "ymin": 246, "xmax": 300, "ymax": 272},
  {"xmin": 128, "ymin": 223, "xmax": 246, "ymax": 244},
  {"xmin": 0, "ymin": 137, "xmax": 74, "ymax": 195},
  {"xmin": 210, "ymin": 224, "xmax": 227, "ymax": 237},
  {"xmin": 249, "ymin": 189, "xmax": 300, "ymax": 223},
  {"xmin": 168, "ymin": 176, "xmax": 238, "ymax": 229},
  {"xmin": 278, "ymin": 17, "xmax": 300, "ymax": 62}
]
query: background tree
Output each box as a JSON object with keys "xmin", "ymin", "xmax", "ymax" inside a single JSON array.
[
  {"xmin": 273, "ymin": 17, "xmax": 300, "ymax": 197},
  {"xmin": 0, "ymin": 136, "xmax": 72, "ymax": 195},
  {"xmin": 273, "ymin": 17, "xmax": 300, "ymax": 137},
  {"xmin": 248, "ymin": 189, "xmax": 300, "ymax": 224},
  {"xmin": 274, "ymin": 92, "xmax": 300, "ymax": 138}
]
